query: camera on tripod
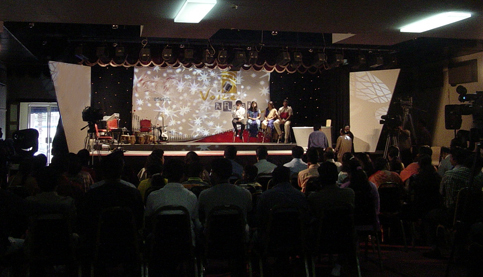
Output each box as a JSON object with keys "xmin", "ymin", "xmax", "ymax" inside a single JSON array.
[
  {"xmin": 445, "ymin": 86, "xmax": 483, "ymax": 132},
  {"xmin": 82, "ymin": 106, "xmax": 104, "ymax": 133},
  {"xmin": 380, "ymin": 115, "xmax": 402, "ymax": 130}
]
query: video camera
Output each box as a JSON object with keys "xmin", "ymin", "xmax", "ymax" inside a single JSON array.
[
  {"xmin": 445, "ymin": 86, "xmax": 483, "ymax": 130},
  {"xmin": 82, "ymin": 106, "xmax": 104, "ymax": 123},
  {"xmin": 380, "ymin": 115, "xmax": 402, "ymax": 129}
]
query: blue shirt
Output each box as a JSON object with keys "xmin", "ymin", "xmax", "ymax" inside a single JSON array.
[{"xmin": 308, "ymin": 130, "xmax": 328, "ymax": 149}]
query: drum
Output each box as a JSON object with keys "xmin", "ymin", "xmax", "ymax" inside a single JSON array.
[
  {"xmin": 147, "ymin": 135, "xmax": 154, "ymax": 144},
  {"xmin": 121, "ymin": 135, "xmax": 130, "ymax": 144},
  {"xmin": 137, "ymin": 135, "xmax": 146, "ymax": 145},
  {"xmin": 129, "ymin": 135, "xmax": 136, "ymax": 145}
]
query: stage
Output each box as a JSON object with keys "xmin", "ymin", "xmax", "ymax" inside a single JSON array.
[{"xmin": 93, "ymin": 141, "xmax": 294, "ymax": 173}]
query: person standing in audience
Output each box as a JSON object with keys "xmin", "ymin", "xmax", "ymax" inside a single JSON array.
[
  {"xmin": 274, "ymin": 99, "xmax": 293, "ymax": 143},
  {"xmin": 307, "ymin": 124, "xmax": 328, "ymax": 150},
  {"xmin": 247, "ymin": 101, "xmax": 261, "ymax": 138},
  {"xmin": 254, "ymin": 146, "xmax": 277, "ymax": 175},
  {"xmin": 232, "ymin": 100, "xmax": 246, "ymax": 140},
  {"xmin": 197, "ymin": 158, "xmax": 252, "ymax": 224},
  {"xmin": 335, "ymin": 127, "xmax": 352, "ymax": 161},
  {"xmin": 283, "ymin": 146, "xmax": 307, "ymax": 176},
  {"xmin": 298, "ymin": 147, "xmax": 320, "ymax": 193}
]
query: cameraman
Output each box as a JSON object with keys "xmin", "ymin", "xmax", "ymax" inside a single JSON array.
[{"xmin": 397, "ymin": 124, "xmax": 412, "ymax": 167}]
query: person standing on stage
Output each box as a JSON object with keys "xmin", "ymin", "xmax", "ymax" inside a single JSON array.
[
  {"xmin": 262, "ymin": 101, "xmax": 278, "ymax": 134},
  {"xmin": 335, "ymin": 128, "xmax": 352, "ymax": 161},
  {"xmin": 307, "ymin": 124, "xmax": 328, "ymax": 150},
  {"xmin": 274, "ymin": 99, "xmax": 293, "ymax": 143},
  {"xmin": 232, "ymin": 100, "xmax": 246, "ymax": 140},
  {"xmin": 247, "ymin": 101, "xmax": 261, "ymax": 138}
]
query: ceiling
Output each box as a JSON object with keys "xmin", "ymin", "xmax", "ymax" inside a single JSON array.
[{"xmin": 1, "ymin": 0, "xmax": 483, "ymax": 66}]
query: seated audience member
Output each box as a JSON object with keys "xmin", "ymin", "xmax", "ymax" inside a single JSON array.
[
  {"xmin": 406, "ymin": 155, "xmax": 442, "ymax": 220},
  {"xmin": 49, "ymin": 154, "xmax": 84, "ymax": 204},
  {"xmin": 341, "ymin": 159, "xmax": 380, "ymax": 229},
  {"xmin": 437, "ymin": 146, "xmax": 452, "ymax": 177},
  {"xmin": 273, "ymin": 99, "xmax": 293, "ymax": 143},
  {"xmin": 337, "ymin": 152, "xmax": 354, "ymax": 185},
  {"xmin": 77, "ymin": 154, "xmax": 144, "ymax": 254},
  {"xmin": 283, "ymin": 146, "xmax": 307, "ymax": 176},
  {"xmin": 138, "ymin": 149, "xmax": 165, "ymax": 181},
  {"xmin": 323, "ymin": 147, "xmax": 342, "ymax": 172},
  {"xmin": 224, "ymin": 145, "xmax": 244, "ymax": 180},
  {"xmin": 355, "ymin": 152, "xmax": 376, "ymax": 177},
  {"xmin": 400, "ymin": 145, "xmax": 433, "ymax": 183},
  {"xmin": 335, "ymin": 128, "xmax": 352, "ymax": 162},
  {"xmin": 77, "ymin": 149, "xmax": 97, "ymax": 182},
  {"xmin": 308, "ymin": 161, "xmax": 355, "ymax": 277},
  {"xmin": 238, "ymin": 165, "xmax": 263, "ymax": 194},
  {"xmin": 182, "ymin": 162, "xmax": 210, "ymax": 191},
  {"xmin": 369, "ymin": 157, "xmax": 403, "ymax": 188},
  {"xmin": 65, "ymin": 153, "xmax": 94, "ymax": 192},
  {"xmin": 137, "ymin": 162, "xmax": 164, "ymax": 202},
  {"xmin": 27, "ymin": 166, "xmax": 76, "ymax": 223},
  {"xmin": 8, "ymin": 157, "xmax": 39, "ymax": 196},
  {"xmin": 388, "ymin": 146, "xmax": 405, "ymax": 174},
  {"xmin": 90, "ymin": 152, "xmax": 137, "ymax": 190},
  {"xmin": 185, "ymin": 151, "xmax": 210, "ymax": 183},
  {"xmin": 145, "ymin": 159, "xmax": 200, "ymax": 235},
  {"xmin": 257, "ymin": 165, "xmax": 308, "ymax": 237},
  {"xmin": 307, "ymin": 124, "xmax": 328, "ymax": 150},
  {"xmin": 197, "ymin": 158, "xmax": 252, "ymax": 224},
  {"xmin": 298, "ymin": 147, "xmax": 320, "ymax": 193},
  {"xmin": 254, "ymin": 146, "xmax": 277, "ymax": 175}
]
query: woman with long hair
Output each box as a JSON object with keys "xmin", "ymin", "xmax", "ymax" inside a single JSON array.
[{"xmin": 247, "ymin": 101, "xmax": 261, "ymax": 138}]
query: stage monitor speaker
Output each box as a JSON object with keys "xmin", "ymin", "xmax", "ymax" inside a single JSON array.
[{"xmin": 445, "ymin": 104, "xmax": 462, "ymax": 130}]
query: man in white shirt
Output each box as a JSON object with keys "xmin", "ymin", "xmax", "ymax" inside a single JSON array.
[
  {"xmin": 283, "ymin": 146, "xmax": 307, "ymax": 175},
  {"xmin": 274, "ymin": 99, "xmax": 293, "ymax": 143},
  {"xmin": 254, "ymin": 146, "xmax": 277, "ymax": 174},
  {"xmin": 232, "ymin": 100, "xmax": 246, "ymax": 140}
]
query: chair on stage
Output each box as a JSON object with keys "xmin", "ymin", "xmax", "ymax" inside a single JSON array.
[
  {"xmin": 233, "ymin": 123, "xmax": 245, "ymax": 142},
  {"xmin": 140, "ymin": 119, "xmax": 152, "ymax": 133},
  {"xmin": 95, "ymin": 124, "xmax": 113, "ymax": 144}
]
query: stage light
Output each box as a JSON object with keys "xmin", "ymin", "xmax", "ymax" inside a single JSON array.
[
  {"xmin": 334, "ymin": 53, "xmax": 344, "ymax": 66},
  {"xmin": 202, "ymin": 48, "xmax": 215, "ymax": 64},
  {"xmin": 312, "ymin": 52, "xmax": 327, "ymax": 67},
  {"xmin": 276, "ymin": 50, "xmax": 291, "ymax": 66},
  {"xmin": 162, "ymin": 47, "xmax": 173, "ymax": 61},
  {"xmin": 182, "ymin": 48, "xmax": 194, "ymax": 63},
  {"xmin": 357, "ymin": 54, "xmax": 367, "ymax": 65},
  {"xmin": 140, "ymin": 48, "xmax": 151, "ymax": 63},
  {"xmin": 230, "ymin": 49, "xmax": 246, "ymax": 70},
  {"xmin": 96, "ymin": 46, "xmax": 109, "ymax": 59},
  {"xmin": 400, "ymin": 12, "xmax": 471, "ymax": 33},
  {"xmin": 115, "ymin": 46, "xmax": 125, "ymax": 57},
  {"xmin": 248, "ymin": 50, "xmax": 258, "ymax": 65},
  {"xmin": 291, "ymin": 51, "xmax": 303, "ymax": 68},
  {"xmin": 218, "ymin": 49, "xmax": 228, "ymax": 64},
  {"xmin": 369, "ymin": 55, "xmax": 384, "ymax": 68},
  {"xmin": 174, "ymin": 0, "xmax": 217, "ymax": 23}
]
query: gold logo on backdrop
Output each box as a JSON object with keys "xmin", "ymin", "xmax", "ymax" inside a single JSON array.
[{"xmin": 221, "ymin": 71, "xmax": 237, "ymax": 93}]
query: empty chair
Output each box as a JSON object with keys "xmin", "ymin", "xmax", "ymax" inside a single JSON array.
[{"xmin": 147, "ymin": 205, "xmax": 198, "ymax": 276}]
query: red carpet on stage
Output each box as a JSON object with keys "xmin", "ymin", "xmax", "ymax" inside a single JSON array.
[{"xmin": 195, "ymin": 130, "xmax": 269, "ymax": 143}]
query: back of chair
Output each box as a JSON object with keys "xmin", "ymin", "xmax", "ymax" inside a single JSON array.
[
  {"xmin": 378, "ymin": 182, "xmax": 403, "ymax": 214},
  {"xmin": 204, "ymin": 205, "xmax": 246, "ymax": 259},
  {"xmin": 95, "ymin": 206, "xmax": 139, "ymax": 263},
  {"xmin": 314, "ymin": 205, "xmax": 355, "ymax": 255},
  {"xmin": 28, "ymin": 213, "xmax": 74, "ymax": 264},
  {"xmin": 151, "ymin": 205, "xmax": 194, "ymax": 260},
  {"xmin": 264, "ymin": 204, "xmax": 306, "ymax": 256},
  {"xmin": 256, "ymin": 174, "xmax": 273, "ymax": 191},
  {"xmin": 453, "ymin": 187, "xmax": 483, "ymax": 226}
]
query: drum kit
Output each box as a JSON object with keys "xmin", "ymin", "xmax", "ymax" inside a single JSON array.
[{"xmin": 119, "ymin": 125, "xmax": 168, "ymax": 145}]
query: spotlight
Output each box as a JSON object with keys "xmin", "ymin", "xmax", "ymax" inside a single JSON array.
[
  {"xmin": 276, "ymin": 50, "xmax": 291, "ymax": 66},
  {"xmin": 112, "ymin": 24, "xmax": 119, "ymax": 30},
  {"xmin": 357, "ymin": 54, "xmax": 367, "ymax": 65},
  {"xmin": 312, "ymin": 52, "xmax": 327, "ymax": 67},
  {"xmin": 96, "ymin": 46, "xmax": 109, "ymax": 60},
  {"xmin": 271, "ymin": 30, "xmax": 278, "ymax": 36},
  {"xmin": 115, "ymin": 46, "xmax": 125, "ymax": 57},
  {"xmin": 291, "ymin": 51, "xmax": 303, "ymax": 68},
  {"xmin": 218, "ymin": 49, "xmax": 228, "ymax": 64},
  {"xmin": 140, "ymin": 48, "xmax": 151, "ymax": 63},
  {"xmin": 202, "ymin": 48, "xmax": 215, "ymax": 64},
  {"xmin": 231, "ymin": 49, "xmax": 246, "ymax": 70},
  {"xmin": 162, "ymin": 47, "xmax": 173, "ymax": 61},
  {"xmin": 182, "ymin": 48, "xmax": 194, "ymax": 63},
  {"xmin": 333, "ymin": 53, "xmax": 344, "ymax": 67},
  {"xmin": 248, "ymin": 50, "xmax": 258, "ymax": 65}
]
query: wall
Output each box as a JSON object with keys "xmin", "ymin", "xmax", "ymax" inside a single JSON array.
[{"xmin": 433, "ymin": 51, "xmax": 483, "ymax": 147}]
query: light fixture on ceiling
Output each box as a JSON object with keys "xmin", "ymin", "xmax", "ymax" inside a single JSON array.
[
  {"xmin": 174, "ymin": 0, "xmax": 217, "ymax": 23},
  {"xmin": 400, "ymin": 12, "xmax": 471, "ymax": 33}
]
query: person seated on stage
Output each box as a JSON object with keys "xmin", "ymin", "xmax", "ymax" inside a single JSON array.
[
  {"xmin": 261, "ymin": 101, "xmax": 278, "ymax": 135},
  {"xmin": 254, "ymin": 146, "xmax": 277, "ymax": 175},
  {"xmin": 307, "ymin": 124, "xmax": 328, "ymax": 150},
  {"xmin": 247, "ymin": 101, "xmax": 261, "ymax": 138},
  {"xmin": 274, "ymin": 99, "xmax": 293, "ymax": 143},
  {"xmin": 283, "ymin": 146, "xmax": 307, "ymax": 176},
  {"xmin": 232, "ymin": 100, "xmax": 246, "ymax": 140}
]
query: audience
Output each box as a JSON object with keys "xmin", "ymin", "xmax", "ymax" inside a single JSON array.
[
  {"xmin": 323, "ymin": 147, "xmax": 342, "ymax": 172},
  {"xmin": 437, "ymin": 146, "xmax": 452, "ymax": 177},
  {"xmin": 8, "ymin": 157, "xmax": 40, "ymax": 196},
  {"xmin": 387, "ymin": 145, "xmax": 404, "ymax": 174},
  {"xmin": 400, "ymin": 145, "xmax": 433, "ymax": 183},
  {"xmin": 138, "ymin": 149, "xmax": 164, "ymax": 181},
  {"xmin": 65, "ymin": 153, "xmax": 94, "ymax": 192},
  {"xmin": 238, "ymin": 165, "xmax": 263, "ymax": 195},
  {"xmin": 137, "ymin": 161, "xmax": 164, "ymax": 202},
  {"xmin": 77, "ymin": 149, "xmax": 97, "ymax": 182},
  {"xmin": 254, "ymin": 146, "xmax": 277, "ymax": 175},
  {"xmin": 185, "ymin": 151, "xmax": 210, "ymax": 183},
  {"xmin": 283, "ymin": 146, "xmax": 307, "ymax": 176},
  {"xmin": 297, "ymin": 147, "xmax": 320, "ymax": 193},
  {"xmin": 369, "ymin": 157, "xmax": 403, "ymax": 188},
  {"xmin": 337, "ymin": 152, "xmax": 354, "ymax": 185},
  {"xmin": 224, "ymin": 145, "xmax": 244, "ymax": 181}
]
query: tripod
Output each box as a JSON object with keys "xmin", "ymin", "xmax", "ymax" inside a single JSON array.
[{"xmin": 383, "ymin": 129, "xmax": 399, "ymax": 159}]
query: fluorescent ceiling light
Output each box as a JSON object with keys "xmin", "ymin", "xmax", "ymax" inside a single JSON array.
[
  {"xmin": 400, "ymin": 12, "xmax": 471, "ymax": 33},
  {"xmin": 175, "ymin": 0, "xmax": 217, "ymax": 23}
]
